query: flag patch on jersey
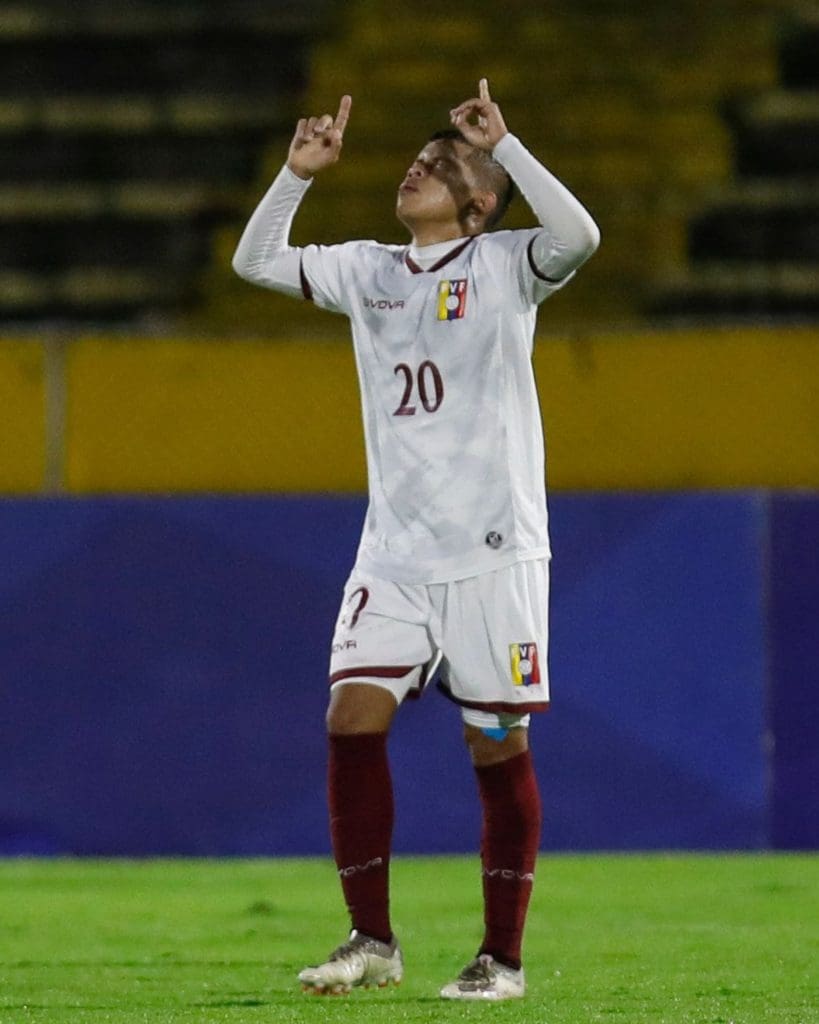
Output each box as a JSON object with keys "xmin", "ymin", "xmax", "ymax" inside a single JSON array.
[
  {"xmin": 510, "ymin": 643, "xmax": 541, "ymax": 686},
  {"xmin": 437, "ymin": 278, "xmax": 468, "ymax": 320}
]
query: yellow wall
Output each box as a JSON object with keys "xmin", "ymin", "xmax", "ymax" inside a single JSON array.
[
  {"xmin": 65, "ymin": 338, "xmax": 366, "ymax": 492},
  {"xmin": 539, "ymin": 326, "xmax": 819, "ymax": 490},
  {"xmin": 2, "ymin": 327, "xmax": 816, "ymax": 494},
  {"xmin": 0, "ymin": 341, "xmax": 46, "ymax": 493},
  {"xmin": 59, "ymin": 326, "xmax": 819, "ymax": 493}
]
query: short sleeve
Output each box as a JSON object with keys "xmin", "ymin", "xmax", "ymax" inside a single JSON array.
[
  {"xmin": 300, "ymin": 241, "xmax": 366, "ymax": 315},
  {"xmin": 481, "ymin": 229, "xmax": 575, "ymax": 309},
  {"xmin": 520, "ymin": 230, "xmax": 577, "ymax": 305}
]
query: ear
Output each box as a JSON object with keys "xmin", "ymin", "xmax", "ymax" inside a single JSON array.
[{"xmin": 470, "ymin": 190, "xmax": 498, "ymax": 222}]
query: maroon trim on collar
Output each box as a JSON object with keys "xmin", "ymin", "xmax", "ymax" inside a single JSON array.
[
  {"xmin": 404, "ymin": 253, "xmax": 425, "ymax": 274},
  {"xmin": 405, "ymin": 236, "xmax": 475, "ymax": 274},
  {"xmin": 527, "ymin": 236, "xmax": 566, "ymax": 285},
  {"xmin": 299, "ymin": 256, "xmax": 314, "ymax": 301}
]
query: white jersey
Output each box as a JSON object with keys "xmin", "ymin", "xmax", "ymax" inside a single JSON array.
[
  {"xmin": 232, "ymin": 132, "xmax": 600, "ymax": 584},
  {"xmin": 301, "ymin": 228, "xmax": 571, "ymax": 584}
]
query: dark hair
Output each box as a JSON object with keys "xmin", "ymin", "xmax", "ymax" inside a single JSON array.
[{"xmin": 428, "ymin": 129, "xmax": 516, "ymax": 229}]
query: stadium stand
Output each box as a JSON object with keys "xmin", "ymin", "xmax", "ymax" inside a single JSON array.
[
  {"xmin": 0, "ymin": 0, "xmax": 335, "ymax": 325},
  {"xmin": 202, "ymin": 0, "xmax": 798, "ymax": 336},
  {"xmin": 651, "ymin": 9, "xmax": 819, "ymax": 319},
  {"xmin": 0, "ymin": 0, "xmax": 809, "ymax": 331}
]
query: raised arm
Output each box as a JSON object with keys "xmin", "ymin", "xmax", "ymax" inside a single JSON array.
[
  {"xmin": 232, "ymin": 96, "xmax": 352, "ymax": 294},
  {"xmin": 450, "ymin": 79, "xmax": 599, "ymax": 282}
]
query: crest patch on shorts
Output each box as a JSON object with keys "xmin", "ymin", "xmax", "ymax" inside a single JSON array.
[{"xmin": 509, "ymin": 642, "xmax": 541, "ymax": 686}]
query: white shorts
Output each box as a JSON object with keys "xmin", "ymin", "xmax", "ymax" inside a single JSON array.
[{"xmin": 328, "ymin": 559, "xmax": 550, "ymax": 729}]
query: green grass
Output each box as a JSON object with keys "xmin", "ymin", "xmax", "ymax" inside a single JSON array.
[{"xmin": 0, "ymin": 855, "xmax": 817, "ymax": 1023}]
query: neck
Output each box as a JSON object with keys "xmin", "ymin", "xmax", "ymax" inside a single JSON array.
[
  {"xmin": 404, "ymin": 212, "xmax": 483, "ymax": 247},
  {"xmin": 411, "ymin": 235, "xmax": 470, "ymax": 254},
  {"xmin": 411, "ymin": 225, "xmax": 471, "ymax": 247}
]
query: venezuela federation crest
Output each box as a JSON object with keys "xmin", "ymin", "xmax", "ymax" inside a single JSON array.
[
  {"xmin": 437, "ymin": 278, "xmax": 468, "ymax": 320},
  {"xmin": 509, "ymin": 642, "xmax": 541, "ymax": 687}
]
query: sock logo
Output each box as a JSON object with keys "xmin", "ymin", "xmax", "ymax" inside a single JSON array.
[
  {"xmin": 509, "ymin": 642, "xmax": 540, "ymax": 686},
  {"xmin": 338, "ymin": 856, "xmax": 384, "ymax": 878},
  {"xmin": 483, "ymin": 867, "xmax": 535, "ymax": 883}
]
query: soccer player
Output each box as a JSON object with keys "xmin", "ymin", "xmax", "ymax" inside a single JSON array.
[{"xmin": 233, "ymin": 79, "xmax": 599, "ymax": 1000}]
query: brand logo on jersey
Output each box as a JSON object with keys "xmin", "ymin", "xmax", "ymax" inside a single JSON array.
[
  {"xmin": 364, "ymin": 296, "xmax": 405, "ymax": 311},
  {"xmin": 437, "ymin": 278, "xmax": 467, "ymax": 320},
  {"xmin": 509, "ymin": 643, "xmax": 541, "ymax": 687}
]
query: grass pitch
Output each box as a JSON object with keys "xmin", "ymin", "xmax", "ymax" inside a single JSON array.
[{"xmin": 0, "ymin": 855, "xmax": 817, "ymax": 1023}]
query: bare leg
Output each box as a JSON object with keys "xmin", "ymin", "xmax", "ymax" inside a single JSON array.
[{"xmin": 326, "ymin": 682, "xmax": 398, "ymax": 734}]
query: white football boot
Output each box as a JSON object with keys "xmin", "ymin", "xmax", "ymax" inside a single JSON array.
[
  {"xmin": 298, "ymin": 929, "xmax": 403, "ymax": 995},
  {"xmin": 440, "ymin": 953, "xmax": 526, "ymax": 1000}
]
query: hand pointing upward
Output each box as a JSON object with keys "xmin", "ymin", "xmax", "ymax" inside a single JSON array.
[
  {"xmin": 449, "ymin": 78, "xmax": 509, "ymax": 151},
  {"xmin": 287, "ymin": 94, "xmax": 352, "ymax": 179}
]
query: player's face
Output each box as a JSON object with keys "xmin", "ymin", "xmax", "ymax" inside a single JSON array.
[{"xmin": 396, "ymin": 139, "xmax": 484, "ymax": 236}]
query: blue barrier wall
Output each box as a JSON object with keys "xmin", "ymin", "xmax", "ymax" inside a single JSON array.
[
  {"xmin": 0, "ymin": 493, "xmax": 813, "ymax": 855},
  {"xmin": 769, "ymin": 495, "xmax": 819, "ymax": 850}
]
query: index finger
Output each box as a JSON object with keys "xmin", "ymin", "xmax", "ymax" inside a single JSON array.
[
  {"xmin": 334, "ymin": 94, "xmax": 352, "ymax": 134},
  {"xmin": 479, "ymin": 78, "xmax": 490, "ymax": 101}
]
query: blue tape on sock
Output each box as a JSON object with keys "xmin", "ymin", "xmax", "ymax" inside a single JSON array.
[{"xmin": 481, "ymin": 727, "xmax": 509, "ymax": 741}]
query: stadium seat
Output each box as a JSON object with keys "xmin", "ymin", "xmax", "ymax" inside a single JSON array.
[
  {"xmin": 0, "ymin": 0, "xmax": 335, "ymax": 324},
  {"xmin": 0, "ymin": 0, "xmax": 806, "ymax": 330},
  {"xmin": 649, "ymin": 11, "xmax": 819, "ymax": 320}
]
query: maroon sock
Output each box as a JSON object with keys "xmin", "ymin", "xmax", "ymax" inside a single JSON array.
[
  {"xmin": 475, "ymin": 749, "xmax": 542, "ymax": 970},
  {"xmin": 328, "ymin": 732, "xmax": 393, "ymax": 943}
]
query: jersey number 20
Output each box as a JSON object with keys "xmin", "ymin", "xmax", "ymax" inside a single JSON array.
[{"xmin": 393, "ymin": 361, "xmax": 444, "ymax": 416}]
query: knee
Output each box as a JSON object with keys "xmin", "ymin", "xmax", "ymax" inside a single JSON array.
[
  {"xmin": 326, "ymin": 700, "xmax": 366, "ymax": 734},
  {"xmin": 464, "ymin": 723, "xmax": 529, "ymax": 767},
  {"xmin": 326, "ymin": 682, "xmax": 398, "ymax": 735}
]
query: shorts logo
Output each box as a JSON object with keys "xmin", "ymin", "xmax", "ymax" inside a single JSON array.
[
  {"xmin": 510, "ymin": 642, "xmax": 541, "ymax": 687},
  {"xmin": 332, "ymin": 639, "xmax": 358, "ymax": 654},
  {"xmin": 437, "ymin": 278, "xmax": 467, "ymax": 320}
]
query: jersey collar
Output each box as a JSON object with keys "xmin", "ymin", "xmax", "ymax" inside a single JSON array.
[{"xmin": 404, "ymin": 236, "xmax": 475, "ymax": 274}]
